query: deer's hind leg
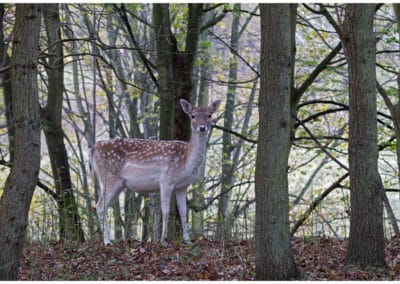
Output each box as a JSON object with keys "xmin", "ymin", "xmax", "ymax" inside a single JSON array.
[
  {"xmin": 96, "ymin": 176, "xmax": 125, "ymax": 244},
  {"xmin": 160, "ymin": 181, "xmax": 174, "ymax": 244}
]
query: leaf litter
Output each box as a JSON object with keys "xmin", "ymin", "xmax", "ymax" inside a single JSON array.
[{"xmin": 19, "ymin": 237, "xmax": 400, "ymax": 280}]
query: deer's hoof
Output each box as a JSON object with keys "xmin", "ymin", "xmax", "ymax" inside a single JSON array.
[{"xmin": 103, "ymin": 240, "xmax": 112, "ymax": 246}]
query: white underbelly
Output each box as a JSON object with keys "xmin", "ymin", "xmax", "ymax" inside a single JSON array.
[
  {"xmin": 121, "ymin": 162, "xmax": 161, "ymax": 193},
  {"xmin": 125, "ymin": 177, "xmax": 159, "ymax": 193},
  {"xmin": 120, "ymin": 160, "xmax": 202, "ymax": 192}
]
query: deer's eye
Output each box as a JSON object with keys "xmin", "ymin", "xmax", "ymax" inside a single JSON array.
[
  {"xmin": 208, "ymin": 114, "xmax": 212, "ymax": 118},
  {"xmin": 191, "ymin": 115, "xmax": 195, "ymax": 119}
]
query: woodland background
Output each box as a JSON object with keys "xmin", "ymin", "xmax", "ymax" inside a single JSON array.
[{"xmin": 0, "ymin": 3, "xmax": 400, "ymax": 280}]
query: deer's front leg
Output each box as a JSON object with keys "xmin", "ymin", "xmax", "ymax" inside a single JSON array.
[
  {"xmin": 175, "ymin": 187, "xmax": 191, "ymax": 244},
  {"xmin": 160, "ymin": 183, "xmax": 173, "ymax": 243}
]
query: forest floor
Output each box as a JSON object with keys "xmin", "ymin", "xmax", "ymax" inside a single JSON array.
[{"xmin": 19, "ymin": 236, "xmax": 400, "ymax": 280}]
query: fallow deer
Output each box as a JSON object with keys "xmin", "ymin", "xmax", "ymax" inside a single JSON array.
[{"xmin": 90, "ymin": 99, "xmax": 221, "ymax": 244}]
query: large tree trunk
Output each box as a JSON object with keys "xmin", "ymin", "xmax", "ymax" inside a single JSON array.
[
  {"xmin": 42, "ymin": 4, "xmax": 84, "ymax": 242},
  {"xmin": 0, "ymin": 4, "xmax": 41, "ymax": 279},
  {"xmin": 255, "ymin": 4, "xmax": 300, "ymax": 280},
  {"xmin": 153, "ymin": 4, "xmax": 176, "ymax": 141},
  {"xmin": 341, "ymin": 4, "xmax": 387, "ymax": 269},
  {"xmin": 153, "ymin": 3, "xmax": 176, "ymax": 241},
  {"xmin": 173, "ymin": 4, "xmax": 203, "ymax": 141}
]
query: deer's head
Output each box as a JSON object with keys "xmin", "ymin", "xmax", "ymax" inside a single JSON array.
[{"xmin": 180, "ymin": 99, "xmax": 221, "ymax": 135}]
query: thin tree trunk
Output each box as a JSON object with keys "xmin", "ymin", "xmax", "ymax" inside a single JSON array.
[
  {"xmin": 189, "ymin": 30, "xmax": 212, "ymax": 239},
  {"xmin": 217, "ymin": 3, "xmax": 241, "ymax": 240},
  {"xmin": 376, "ymin": 83, "xmax": 400, "ymax": 236},
  {"xmin": 142, "ymin": 197, "xmax": 151, "ymax": 241},
  {"xmin": 42, "ymin": 4, "xmax": 85, "ymax": 242},
  {"xmin": 0, "ymin": 5, "xmax": 13, "ymax": 164},
  {"xmin": 140, "ymin": 11, "xmax": 158, "ymax": 240},
  {"xmin": 62, "ymin": 4, "xmax": 98, "ymax": 239}
]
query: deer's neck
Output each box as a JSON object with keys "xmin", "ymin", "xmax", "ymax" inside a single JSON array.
[{"xmin": 186, "ymin": 132, "xmax": 208, "ymax": 169}]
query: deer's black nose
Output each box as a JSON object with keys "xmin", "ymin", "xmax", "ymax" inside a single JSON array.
[{"xmin": 199, "ymin": 125, "xmax": 207, "ymax": 132}]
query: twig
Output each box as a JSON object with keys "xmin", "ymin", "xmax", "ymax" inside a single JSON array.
[
  {"xmin": 291, "ymin": 172, "xmax": 349, "ymax": 236},
  {"xmin": 292, "ymin": 113, "xmax": 349, "ymax": 171},
  {"xmin": 213, "ymin": 124, "xmax": 257, "ymax": 144},
  {"xmin": 0, "ymin": 159, "xmax": 58, "ymax": 201},
  {"xmin": 207, "ymin": 30, "xmax": 259, "ymax": 78},
  {"xmin": 113, "ymin": 4, "xmax": 158, "ymax": 87}
]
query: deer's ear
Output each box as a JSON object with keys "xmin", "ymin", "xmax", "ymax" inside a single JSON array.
[
  {"xmin": 180, "ymin": 99, "xmax": 193, "ymax": 115},
  {"xmin": 209, "ymin": 100, "xmax": 221, "ymax": 114}
]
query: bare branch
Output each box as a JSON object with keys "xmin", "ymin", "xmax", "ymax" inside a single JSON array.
[
  {"xmin": 0, "ymin": 159, "xmax": 58, "ymax": 201},
  {"xmin": 207, "ymin": 30, "xmax": 259, "ymax": 77},
  {"xmin": 213, "ymin": 124, "xmax": 257, "ymax": 144},
  {"xmin": 291, "ymin": 172, "xmax": 349, "ymax": 236},
  {"xmin": 376, "ymin": 80, "xmax": 395, "ymax": 113},
  {"xmin": 294, "ymin": 43, "xmax": 342, "ymax": 104},
  {"xmin": 113, "ymin": 3, "xmax": 158, "ymax": 87},
  {"xmin": 293, "ymin": 113, "xmax": 349, "ymax": 171}
]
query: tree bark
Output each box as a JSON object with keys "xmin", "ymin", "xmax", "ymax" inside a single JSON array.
[
  {"xmin": 173, "ymin": 4, "xmax": 203, "ymax": 141},
  {"xmin": 341, "ymin": 4, "xmax": 387, "ymax": 269},
  {"xmin": 153, "ymin": 4, "xmax": 176, "ymax": 141},
  {"xmin": 0, "ymin": 4, "xmax": 41, "ymax": 279},
  {"xmin": 255, "ymin": 4, "xmax": 300, "ymax": 280},
  {"xmin": 42, "ymin": 4, "xmax": 85, "ymax": 242}
]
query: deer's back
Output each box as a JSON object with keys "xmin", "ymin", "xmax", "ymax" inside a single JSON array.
[{"xmin": 92, "ymin": 138, "xmax": 190, "ymax": 191}]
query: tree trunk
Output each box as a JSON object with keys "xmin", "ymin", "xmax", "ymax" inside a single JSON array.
[
  {"xmin": 0, "ymin": 4, "xmax": 41, "ymax": 279},
  {"xmin": 373, "ymin": 3, "xmax": 400, "ymax": 237},
  {"xmin": 0, "ymin": 5, "xmax": 13, "ymax": 164},
  {"xmin": 95, "ymin": 44, "xmax": 126, "ymax": 241},
  {"xmin": 173, "ymin": 4, "xmax": 203, "ymax": 141},
  {"xmin": 42, "ymin": 4, "xmax": 84, "ymax": 242},
  {"xmin": 216, "ymin": 3, "xmax": 241, "ymax": 240},
  {"xmin": 341, "ymin": 4, "xmax": 387, "ymax": 269},
  {"xmin": 153, "ymin": 4, "xmax": 176, "ymax": 141},
  {"xmin": 142, "ymin": 197, "xmax": 151, "ymax": 241},
  {"xmin": 62, "ymin": 4, "xmax": 98, "ymax": 239},
  {"xmin": 255, "ymin": 4, "xmax": 300, "ymax": 280},
  {"xmin": 153, "ymin": 3, "xmax": 203, "ymax": 241},
  {"xmin": 153, "ymin": 3, "xmax": 176, "ymax": 241},
  {"xmin": 189, "ymin": 30, "xmax": 212, "ymax": 239}
]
